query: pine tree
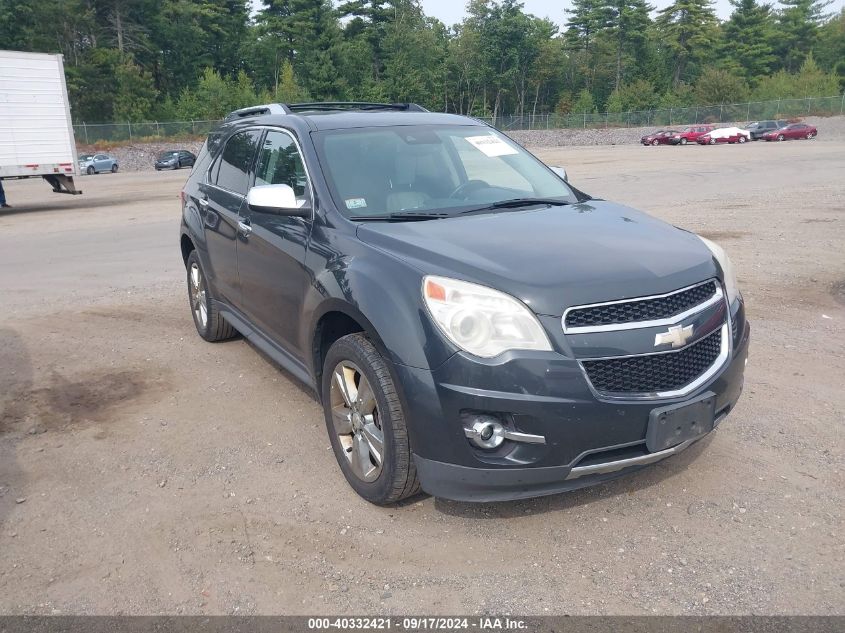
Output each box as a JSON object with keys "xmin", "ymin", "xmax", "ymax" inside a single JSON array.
[
  {"xmin": 721, "ymin": 0, "xmax": 777, "ymax": 81},
  {"xmin": 774, "ymin": 0, "xmax": 833, "ymax": 72},
  {"xmin": 259, "ymin": 0, "xmax": 342, "ymax": 99},
  {"xmin": 656, "ymin": 0, "xmax": 719, "ymax": 86},
  {"xmin": 604, "ymin": 0, "xmax": 654, "ymax": 90}
]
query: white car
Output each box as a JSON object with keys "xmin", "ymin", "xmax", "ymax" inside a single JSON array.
[{"xmin": 696, "ymin": 126, "xmax": 751, "ymax": 145}]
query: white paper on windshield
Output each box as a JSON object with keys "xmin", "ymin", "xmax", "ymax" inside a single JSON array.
[{"xmin": 465, "ymin": 134, "xmax": 519, "ymax": 157}]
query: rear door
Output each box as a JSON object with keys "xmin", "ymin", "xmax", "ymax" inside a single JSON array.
[
  {"xmin": 198, "ymin": 129, "xmax": 262, "ymax": 305},
  {"xmin": 94, "ymin": 154, "xmax": 109, "ymax": 171},
  {"xmin": 236, "ymin": 127, "xmax": 313, "ymax": 356}
]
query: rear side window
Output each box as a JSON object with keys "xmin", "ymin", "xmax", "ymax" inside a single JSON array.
[{"xmin": 213, "ymin": 130, "xmax": 261, "ymax": 195}]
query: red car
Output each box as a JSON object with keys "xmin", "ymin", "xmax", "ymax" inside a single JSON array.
[
  {"xmin": 640, "ymin": 130, "xmax": 680, "ymax": 146},
  {"xmin": 670, "ymin": 125, "xmax": 715, "ymax": 145},
  {"xmin": 762, "ymin": 123, "xmax": 818, "ymax": 141},
  {"xmin": 696, "ymin": 127, "xmax": 751, "ymax": 145}
]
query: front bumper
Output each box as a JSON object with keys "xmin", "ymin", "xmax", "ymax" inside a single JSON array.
[{"xmin": 396, "ymin": 315, "xmax": 750, "ymax": 502}]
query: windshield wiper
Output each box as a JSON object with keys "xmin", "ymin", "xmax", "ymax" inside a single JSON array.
[
  {"xmin": 459, "ymin": 197, "xmax": 572, "ymax": 214},
  {"xmin": 350, "ymin": 211, "xmax": 451, "ymax": 222}
]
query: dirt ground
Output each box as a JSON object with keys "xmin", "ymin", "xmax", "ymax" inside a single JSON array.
[{"xmin": 0, "ymin": 140, "xmax": 843, "ymax": 616}]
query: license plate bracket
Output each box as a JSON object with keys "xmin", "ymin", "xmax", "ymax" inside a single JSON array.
[{"xmin": 646, "ymin": 392, "xmax": 716, "ymax": 452}]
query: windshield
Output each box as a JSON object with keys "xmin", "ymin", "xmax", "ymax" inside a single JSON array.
[
  {"xmin": 79, "ymin": 154, "xmax": 93, "ymax": 160},
  {"xmin": 158, "ymin": 151, "xmax": 179, "ymax": 159},
  {"xmin": 313, "ymin": 125, "xmax": 576, "ymax": 218}
]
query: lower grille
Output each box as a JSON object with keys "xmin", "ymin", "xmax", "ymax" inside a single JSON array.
[{"xmin": 582, "ymin": 327, "xmax": 723, "ymax": 394}]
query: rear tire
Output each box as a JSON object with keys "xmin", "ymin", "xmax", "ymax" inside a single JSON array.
[
  {"xmin": 322, "ymin": 333, "xmax": 421, "ymax": 505},
  {"xmin": 111, "ymin": 164, "xmax": 118, "ymax": 173},
  {"xmin": 185, "ymin": 250, "xmax": 236, "ymax": 342}
]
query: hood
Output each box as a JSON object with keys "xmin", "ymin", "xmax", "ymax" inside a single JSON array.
[{"xmin": 356, "ymin": 200, "xmax": 717, "ymax": 316}]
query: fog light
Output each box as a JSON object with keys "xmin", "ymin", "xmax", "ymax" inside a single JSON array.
[{"xmin": 464, "ymin": 415, "xmax": 505, "ymax": 449}]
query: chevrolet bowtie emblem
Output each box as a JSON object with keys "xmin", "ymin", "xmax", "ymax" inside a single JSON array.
[{"xmin": 654, "ymin": 324, "xmax": 694, "ymax": 348}]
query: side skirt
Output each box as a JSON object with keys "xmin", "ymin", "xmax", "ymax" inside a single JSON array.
[{"xmin": 213, "ymin": 299, "xmax": 316, "ymax": 392}]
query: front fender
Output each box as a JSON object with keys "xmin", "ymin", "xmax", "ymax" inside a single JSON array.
[{"xmin": 301, "ymin": 241, "xmax": 456, "ymax": 372}]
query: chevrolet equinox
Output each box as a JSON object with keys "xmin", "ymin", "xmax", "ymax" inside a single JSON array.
[{"xmin": 179, "ymin": 102, "xmax": 750, "ymax": 504}]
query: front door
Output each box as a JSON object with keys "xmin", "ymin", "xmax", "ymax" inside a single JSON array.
[
  {"xmin": 199, "ymin": 129, "xmax": 261, "ymax": 305},
  {"xmin": 236, "ymin": 128, "xmax": 313, "ymax": 357}
]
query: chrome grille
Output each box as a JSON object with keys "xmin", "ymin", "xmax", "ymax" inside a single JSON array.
[
  {"xmin": 565, "ymin": 281, "xmax": 717, "ymax": 329},
  {"xmin": 582, "ymin": 328, "xmax": 723, "ymax": 395}
]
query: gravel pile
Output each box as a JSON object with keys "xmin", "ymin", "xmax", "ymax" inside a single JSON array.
[
  {"xmin": 76, "ymin": 115, "xmax": 845, "ymax": 170},
  {"xmin": 77, "ymin": 141, "xmax": 204, "ymax": 172}
]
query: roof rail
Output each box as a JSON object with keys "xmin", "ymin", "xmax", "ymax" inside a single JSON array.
[
  {"xmin": 224, "ymin": 103, "xmax": 289, "ymax": 121},
  {"xmin": 284, "ymin": 102, "xmax": 428, "ymax": 113}
]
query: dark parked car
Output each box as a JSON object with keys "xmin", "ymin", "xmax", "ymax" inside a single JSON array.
[
  {"xmin": 762, "ymin": 123, "xmax": 818, "ymax": 142},
  {"xmin": 745, "ymin": 120, "xmax": 788, "ymax": 140},
  {"xmin": 155, "ymin": 150, "xmax": 196, "ymax": 170},
  {"xmin": 179, "ymin": 102, "xmax": 749, "ymax": 504},
  {"xmin": 640, "ymin": 130, "xmax": 680, "ymax": 146}
]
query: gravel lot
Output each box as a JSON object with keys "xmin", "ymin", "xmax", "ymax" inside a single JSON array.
[{"xmin": 0, "ymin": 140, "xmax": 843, "ymax": 616}]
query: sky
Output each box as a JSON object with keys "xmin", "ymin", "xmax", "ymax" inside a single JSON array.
[{"xmin": 419, "ymin": 0, "xmax": 845, "ymax": 26}]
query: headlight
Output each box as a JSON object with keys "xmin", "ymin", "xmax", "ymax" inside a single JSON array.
[
  {"xmin": 698, "ymin": 236, "xmax": 740, "ymax": 304},
  {"xmin": 422, "ymin": 276, "xmax": 552, "ymax": 358}
]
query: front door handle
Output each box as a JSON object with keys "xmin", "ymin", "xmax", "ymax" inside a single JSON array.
[
  {"xmin": 237, "ymin": 220, "xmax": 252, "ymax": 236},
  {"xmin": 198, "ymin": 197, "xmax": 209, "ymax": 208}
]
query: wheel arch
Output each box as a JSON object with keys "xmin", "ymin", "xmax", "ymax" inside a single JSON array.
[
  {"xmin": 180, "ymin": 233, "xmax": 196, "ymax": 267},
  {"xmin": 310, "ymin": 300, "xmax": 393, "ymax": 401}
]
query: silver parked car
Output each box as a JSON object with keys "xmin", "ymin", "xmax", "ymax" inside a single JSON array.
[{"xmin": 78, "ymin": 153, "xmax": 119, "ymax": 175}]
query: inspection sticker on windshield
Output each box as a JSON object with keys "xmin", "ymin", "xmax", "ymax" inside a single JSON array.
[
  {"xmin": 465, "ymin": 134, "xmax": 519, "ymax": 157},
  {"xmin": 345, "ymin": 198, "xmax": 367, "ymax": 209}
]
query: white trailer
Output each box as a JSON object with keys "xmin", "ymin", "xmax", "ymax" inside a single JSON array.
[{"xmin": 0, "ymin": 50, "xmax": 81, "ymax": 195}]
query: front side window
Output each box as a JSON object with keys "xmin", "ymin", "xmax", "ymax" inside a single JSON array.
[
  {"xmin": 314, "ymin": 125, "xmax": 575, "ymax": 218},
  {"xmin": 214, "ymin": 130, "xmax": 261, "ymax": 195},
  {"xmin": 254, "ymin": 130, "xmax": 309, "ymax": 203}
]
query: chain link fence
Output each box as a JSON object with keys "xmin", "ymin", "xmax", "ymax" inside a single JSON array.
[
  {"xmin": 73, "ymin": 120, "xmax": 221, "ymax": 145},
  {"xmin": 480, "ymin": 95, "xmax": 845, "ymax": 130},
  {"xmin": 73, "ymin": 95, "xmax": 845, "ymax": 142}
]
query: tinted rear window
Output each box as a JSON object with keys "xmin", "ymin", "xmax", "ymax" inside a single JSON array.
[{"xmin": 214, "ymin": 131, "xmax": 261, "ymax": 195}]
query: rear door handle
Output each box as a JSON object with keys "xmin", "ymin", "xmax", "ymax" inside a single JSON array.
[{"xmin": 237, "ymin": 220, "xmax": 252, "ymax": 236}]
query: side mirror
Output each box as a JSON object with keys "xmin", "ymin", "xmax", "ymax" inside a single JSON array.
[
  {"xmin": 247, "ymin": 184, "xmax": 310, "ymax": 217},
  {"xmin": 550, "ymin": 166, "xmax": 568, "ymax": 183}
]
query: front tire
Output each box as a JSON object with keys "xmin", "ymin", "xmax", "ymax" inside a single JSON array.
[
  {"xmin": 86, "ymin": 166, "xmax": 95, "ymax": 175},
  {"xmin": 777, "ymin": 134, "xmax": 785, "ymax": 142},
  {"xmin": 322, "ymin": 333, "xmax": 420, "ymax": 505},
  {"xmin": 680, "ymin": 137, "xmax": 687, "ymax": 145},
  {"xmin": 709, "ymin": 138, "xmax": 716, "ymax": 145},
  {"xmin": 738, "ymin": 136, "xmax": 746, "ymax": 143},
  {"xmin": 185, "ymin": 250, "xmax": 236, "ymax": 342},
  {"xmin": 651, "ymin": 139, "xmax": 659, "ymax": 146}
]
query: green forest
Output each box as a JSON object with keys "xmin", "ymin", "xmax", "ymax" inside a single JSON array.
[{"xmin": 1, "ymin": 0, "xmax": 843, "ymax": 123}]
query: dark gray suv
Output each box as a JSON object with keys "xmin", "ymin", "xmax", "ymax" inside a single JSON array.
[{"xmin": 179, "ymin": 102, "xmax": 750, "ymax": 504}]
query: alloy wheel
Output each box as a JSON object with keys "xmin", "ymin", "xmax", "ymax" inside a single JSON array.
[
  {"xmin": 189, "ymin": 262, "xmax": 208, "ymax": 329},
  {"xmin": 330, "ymin": 361, "xmax": 384, "ymax": 483}
]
